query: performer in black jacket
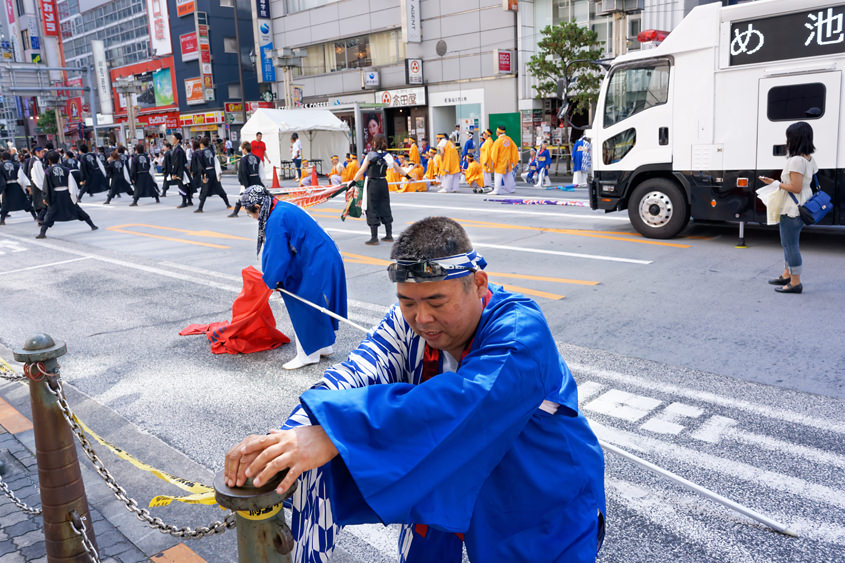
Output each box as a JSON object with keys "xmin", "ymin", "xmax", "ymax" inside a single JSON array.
[
  {"xmin": 104, "ymin": 150, "xmax": 134, "ymax": 204},
  {"xmin": 194, "ymin": 137, "xmax": 231, "ymax": 213},
  {"xmin": 36, "ymin": 151, "xmax": 97, "ymax": 238},
  {"xmin": 25, "ymin": 147, "xmax": 47, "ymax": 222},
  {"xmin": 78, "ymin": 144, "xmax": 108, "ymax": 198},
  {"xmin": 128, "ymin": 144, "xmax": 160, "ymax": 205},
  {"xmin": 229, "ymin": 142, "xmax": 264, "ymax": 217},
  {"xmin": 161, "ymin": 142, "xmax": 172, "ymax": 197},
  {"xmin": 0, "ymin": 151, "xmax": 36, "ymax": 224},
  {"xmin": 171, "ymin": 133, "xmax": 193, "ymax": 208},
  {"xmin": 189, "ymin": 139, "xmax": 203, "ymax": 202},
  {"xmin": 64, "ymin": 151, "xmax": 83, "ymax": 185}
]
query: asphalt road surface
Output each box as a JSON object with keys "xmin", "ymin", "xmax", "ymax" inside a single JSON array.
[{"xmin": 1, "ymin": 174, "xmax": 843, "ymax": 562}]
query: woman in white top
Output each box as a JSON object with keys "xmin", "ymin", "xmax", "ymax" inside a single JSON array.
[{"xmin": 760, "ymin": 121, "xmax": 818, "ymax": 294}]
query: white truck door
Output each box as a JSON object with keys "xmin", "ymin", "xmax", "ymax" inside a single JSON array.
[{"xmin": 756, "ymin": 72, "xmax": 841, "ymax": 174}]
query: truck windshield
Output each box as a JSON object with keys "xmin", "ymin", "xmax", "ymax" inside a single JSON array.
[{"xmin": 603, "ymin": 61, "xmax": 670, "ymax": 128}]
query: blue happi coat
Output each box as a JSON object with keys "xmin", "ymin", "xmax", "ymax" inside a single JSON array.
[
  {"xmin": 282, "ymin": 284, "xmax": 606, "ymax": 562},
  {"xmin": 261, "ymin": 200, "xmax": 347, "ymax": 355}
]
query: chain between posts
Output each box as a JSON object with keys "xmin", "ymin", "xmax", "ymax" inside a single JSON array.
[
  {"xmin": 43, "ymin": 374, "xmax": 236, "ymax": 539},
  {"xmin": 70, "ymin": 511, "xmax": 101, "ymax": 563},
  {"xmin": 0, "ymin": 359, "xmax": 28, "ymax": 382},
  {"xmin": 0, "ymin": 473, "xmax": 42, "ymax": 515}
]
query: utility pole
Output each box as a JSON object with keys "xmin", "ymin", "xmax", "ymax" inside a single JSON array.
[{"xmin": 115, "ymin": 79, "xmax": 142, "ymax": 145}]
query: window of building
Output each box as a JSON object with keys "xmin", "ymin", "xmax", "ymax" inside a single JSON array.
[
  {"xmin": 298, "ymin": 30, "xmax": 404, "ymax": 76},
  {"xmin": 603, "ymin": 60, "xmax": 670, "ymax": 128},
  {"xmin": 284, "ymin": 0, "xmax": 334, "ymax": 13},
  {"xmin": 767, "ymin": 83, "xmax": 826, "ymax": 121},
  {"xmin": 220, "ymin": 0, "xmax": 233, "ymax": 7},
  {"xmin": 228, "ymin": 84, "xmax": 242, "ymax": 99},
  {"xmin": 224, "ymin": 37, "xmax": 238, "ymax": 53}
]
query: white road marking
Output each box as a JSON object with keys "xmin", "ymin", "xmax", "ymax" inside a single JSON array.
[
  {"xmin": 386, "ymin": 200, "xmax": 629, "ymax": 221},
  {"xmin": 593, "ymin": 420, "xmax": 845, "ymax": 510},
  {"xmin": 729, "ymin": 428, "xmax": 845, "ymax": 469},
  {"xmin": 0, "ymin": 256, "xmax": 92, "ymax": 276},
  {"xmin": 640, "ymin": 402, "xmax": 704, "ymax": 435},
  {"xmin": 572, "ymin": 363, "xmax": 845, "ymax": 434},
  {"xmin": 0, "ymin": 239, "xmax": 28, "ymax": 254},
  {"xmin": 690, "ymin": 415, "xmax": 737, "ymax": 444},
  {"xmin": 576, "ymin": 381, "xmax": 604, "ymax": 402},
  {"xmin": 584, "ymin": 389, "xmax": 662, "ymax": 422}
]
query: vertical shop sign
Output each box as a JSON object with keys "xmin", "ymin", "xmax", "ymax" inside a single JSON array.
[
  {"xmin": 91, "ymin": 40, "xmax": 113, "ymax": 115},
  {"xmin": 195, "ymin": 11, "xmax": 214, "ymax": 101},
  {"xmin": 146, "ymin": 0, "xmax": 172, "ymax": 56}
]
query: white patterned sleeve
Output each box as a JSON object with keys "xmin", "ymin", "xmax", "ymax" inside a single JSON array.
[{"xmin": 283, "ymin": 305, "xmax": 416, "ymax": 429}]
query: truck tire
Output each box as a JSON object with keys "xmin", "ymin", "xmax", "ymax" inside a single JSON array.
[{"xmin": 627, "ymin": 179, "xmax": 689, "ymax": 239}]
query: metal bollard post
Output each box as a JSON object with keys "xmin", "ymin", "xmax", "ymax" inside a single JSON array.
[
  {"xmin": 14, "ymin": 333, "xmax": 98, "ymax": 562},
  {"xmin": 213, "ymin": 470, "xmax": 296, "ymax": 563}
]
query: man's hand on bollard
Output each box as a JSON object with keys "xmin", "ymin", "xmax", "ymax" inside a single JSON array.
[{"xmin": 225, "ymin": 426, "xmax": 338, "ymax": 494}]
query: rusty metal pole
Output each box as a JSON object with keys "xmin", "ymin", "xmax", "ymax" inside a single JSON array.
[
  {"xmin": 213, "ymin": 471, "xmax": 295, "ymax": 563},
  {"xmin": 13, "ymin": 333, "xmax": 98, "ymax": 562}
]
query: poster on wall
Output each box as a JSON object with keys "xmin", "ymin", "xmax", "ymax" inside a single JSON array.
[
  {"xmin": 361, "ymin": 110, "xmax": 384, "ymax": 153},
  {"xmin": 185, "ymin": 77, "xmax": 204, "ymax": 105},
  {"xmin": 153, "ymin": 68, "xmax": 174, "ymax": 106},
  {"xmin": 65, "ymin": 77, "xmax": 83, "ymax": 124}
]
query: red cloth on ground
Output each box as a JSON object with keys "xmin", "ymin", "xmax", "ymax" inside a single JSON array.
[{"xmin": 179, "ymin": 266, "xmax": 290, "ymax": 354}]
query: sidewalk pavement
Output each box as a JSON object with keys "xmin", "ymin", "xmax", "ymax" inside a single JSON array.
[{"xmin": 0, "ymin": 342, "xmax": 235, "ymax": 563}]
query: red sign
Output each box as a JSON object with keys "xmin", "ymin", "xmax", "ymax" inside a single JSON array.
[
  {"xmin": 6, "ymin": 0, "xmax": 15, "ymax": 25},
  {"xmin": 176, "ymin": 0, "xmax": 194, "ymax": 16},
  {"xmin": 185, "ymin": 77, "xmax": 204, "ymax": 106},
  {"xmin": 180, "ymin": 32, "xmax": 198, "ymax": 61},
  {"xmin": 497, "ymin": 50, "xmax": 512, "ymax": 73},
  {"xmin": 119, "ymin": 112, "xmax": 180, "ymax": 128},
  {"xmin": 224, "ymin": 102, "xmax": 244, "ymax": 112},
  {"xmin": 40, "ymin": 0, "xmax": 59, "ymax": 36},
  {"xmin": 65, "ymin": 77, "xmax": 84, "ymax": 125}
]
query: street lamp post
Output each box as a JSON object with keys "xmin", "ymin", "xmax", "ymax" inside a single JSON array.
[{"xmin": 114, "ymin": 79, "xmax": 142, "ymax": 145}]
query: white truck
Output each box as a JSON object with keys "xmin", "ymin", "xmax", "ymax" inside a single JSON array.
[{"xmin": 585, "ymin": 0, "xmax": 843, "ymax": 238}]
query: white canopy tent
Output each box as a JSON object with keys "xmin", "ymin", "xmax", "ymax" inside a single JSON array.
[{"xmin": 240, "ymin": 109, "xmax": 351, "ymax": 181}]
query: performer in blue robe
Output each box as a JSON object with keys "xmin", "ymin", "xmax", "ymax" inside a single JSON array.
[
  {"xmin": 240, "ymin": 185, "xmax": 347, "ymax": 370},
  {"xmin": 460, "ymin": 132, "xmax": 475, "ymax": 170},
  {"xmin": 536, "ymin": 142, "xmax": 552, "ymax": 187},
  {"xmin": 225, "ymin": 217, "xmax": 606, "ymax": 563}
]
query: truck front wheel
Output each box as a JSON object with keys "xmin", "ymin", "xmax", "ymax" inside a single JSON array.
[{"xmin": 627, "ymin": 179, "xmax": 689, "ymax": 239}]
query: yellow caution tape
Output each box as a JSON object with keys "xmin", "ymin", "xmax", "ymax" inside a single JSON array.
[
  {"xmin": 72, "ymin": 415, "xmax": 217, "ymax": 507},
  {"xmin": 237, "ymin": 502, "xmax": 283, "ymax": 521},
  {"xmin": 0, "ymin": 356, "xmax": 19, "ymax": 376}
]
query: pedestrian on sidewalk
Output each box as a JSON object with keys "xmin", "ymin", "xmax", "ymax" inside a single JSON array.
[
  {"xmin": 36, "ymin": 150, "xmax": 98, "ymax": 238},
  {"xmin": 104, "ymin": 150, "xmax": 133, "ymax": 204},
  {"xmin": 240, "ymin": 184, "xmax": 347, "ymax": 369},
  {"xmin": 350, "ymin": 134, "xmax": 409, "ymax": 245},
  {"xmin": 224, "ymin": 216, "xmax": 606, "ymax": 563},
  {"xmin": 195, "ymin": 137, "xmax": 231, "ymax": 213},
  {"xmin": 129, "ymin": 143, "xmax": 160, "ymax": 206},
  {"xmin": 229, "ymin": 142, "xmax": 264, "ymax": 217},
  {"xmin": 760, "ymin": 121, "xmax": 818, "ymax": 295}
]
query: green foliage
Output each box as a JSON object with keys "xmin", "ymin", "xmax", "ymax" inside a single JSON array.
[
  {"xmin": 527, "ymin": 22, "xmax": 605, "ymax": 116},
  {"xmin": 38, "ymin": 108, "xmax": 58, "ymax": 135}
]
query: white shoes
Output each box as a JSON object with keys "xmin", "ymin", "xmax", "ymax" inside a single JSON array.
[{"xmin": 282, "ymin": 341, "xmax": 334, "ymax": 370}]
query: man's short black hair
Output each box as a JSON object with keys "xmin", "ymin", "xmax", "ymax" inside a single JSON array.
[
  {"xmin": 391, "ymin": 217, "xmax": 472, "ymax": 262},
  {"xmin": 79, "ymin": 143, "xmax": 89, "ymax": 153},
  {"xmin": 786, "ymin": 121, "xmax": 815, "ymax": 157},
  {"xmin": 46, "ymin": 150, "xmax": 60, "ymax": 164},
  {"xmin": 173, "ymin": 132, "xmax": 183, "ymax": 141}
]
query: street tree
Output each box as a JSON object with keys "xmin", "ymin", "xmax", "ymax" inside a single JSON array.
[
  {"xmin": 527, "ymin": 22, "xmax": 604, "ymax": 117},
  {"xmin": 37, "ymin": 109, "xmax": 58, "ymax": 136}
]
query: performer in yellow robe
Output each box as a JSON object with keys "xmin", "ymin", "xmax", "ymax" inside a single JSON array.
[
  {"xmin": 341, "ymin": 153, "xmax": 359, "ymax": 183},
  {"xmin": 329, "ymin": 155, "xmax": 344, "ymax": 185},
  {"xmin": 479, "ymin": 129, "xmax": 494, "ymax": 189},
  {"xmin": 464, "ymin": 154, "xmax": 484, "ymax": 193},
  {"xmin": 407, "ymin": 138, "xmax": 420, "ymax": 165},
  {"xmin": 398, "ymin": 162, "xmax": 427, "ymax": 192},
  {"xmin": 386, "ymin": 155, "xmax": 404, "ymax": 192},
  {"xmin": 490, "ymin": 126, "xmax": 520, "ymax": 194},
  {"xmin": 298, "ymin": 160, "xmax": 311, "ymax": 186},
  {"xmin": 437, "ymin": 134, "xmax": 461, "ymax": 193},
  {"xmin": 424, "ymin": 148, "xmax": 440, "ymax": 188}
]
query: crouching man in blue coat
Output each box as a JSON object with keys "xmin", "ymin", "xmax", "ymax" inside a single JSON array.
[{"xmin": 225, "ymin": 216, "xmax": 606, "ymax": 562}]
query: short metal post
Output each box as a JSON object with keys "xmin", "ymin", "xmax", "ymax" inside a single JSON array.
[
  {"xmin": 13, "ymin": 333, "xmax": 98, "ymax": 562},
  {"xmin": 214, "ymin": 471, "xmax": 295, "ymax": 563},
  {"xmin": 735, "ymin": 221, "xmax": 747, "ymax": 248}
]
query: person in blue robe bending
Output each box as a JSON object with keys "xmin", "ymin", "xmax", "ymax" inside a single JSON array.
[
  {"xmin": 536, "ymin": 141, "xmax": 552, "ymax": 187},
  {"xmin": 224, "ymin": 216, "xmax": 606, "ymax": 562},
  {"xmin": 240, "ymin": 185, "xmax": 347, "ymax": 370},
  {"xmin": 521, "ymin": 148, "xmax": 539, "ymax": 184}
]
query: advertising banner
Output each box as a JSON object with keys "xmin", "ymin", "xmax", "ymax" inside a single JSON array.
[
  {"xmin": 176, "ymin": 0, "xmax": 195, "ymax": 17},
  {"xmin": 196, "ymin": 12, "xmax": 214, "ymax": 101},
  {"xmin": 5, "ymin": 0, "xmax": 14, "ymax": 24},
  {"xmin": 185, "ymin": 77, "xmax": 204, "ymax": 105},
  {"xmin": 65, "ymin": 77, "xmax": 84, "ymax": 125},
  {"xmin": 91, "ymin": 40, "xmax": 113, "ymax": 115},
  {"xmin": 153, "ymin": 68, "xmax": 174, "ymax": 106},
  {"xmin": 257, "ymin": 19, "xmax": 275, "ymax": 83},
  {"xmin": 406, "ymin": 58, "xmax": 423, "ymax": 85},
  {"xmin": 40, "ymin": 0, "xmax": 59, "ymax": 36},
  {"xmin": 146, "ymin": 0, "xmax": 172, "ymax": 56},
  {"xmin": 401, "ymin": 0, "xmax": 420, "ymax": 43},
  {"xmin": 180, "ymin": 32, "xmax": 198, "ymax": 61},
  {"xmin": 255, "ymin": 0, "xmax": 270, "ymax": 19}
]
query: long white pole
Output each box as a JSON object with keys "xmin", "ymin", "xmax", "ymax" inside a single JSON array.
[{"xmin": 277, "ymin": 287, "xmax": 797, "ymax": 537}]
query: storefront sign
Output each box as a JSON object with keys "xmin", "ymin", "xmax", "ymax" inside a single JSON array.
[
  {"xmin": 180, "ymin": 32, "xmax": 198, "ymax": 62},
  {"xmin": 364, "ymin": 70, "xmax": 380, "ymax": 88},
  {"xmin": 502, "ymin": 0, "xmax": 518, "ymax": 11},
  {"xmin": 376, "ymin": 87, "xmax": 426, "ymax": 108},
  {"xmin": 429, "ymin": 88, "xmax": 484, "ymax": 107},
  {"xmin": 6, "ymin": 0, "xmax": 15, "ymax": 24},
  {"xmin": 225, "ymin": 102, "xmax": 245, "ymax": 124},
  {"xmin": 195, "ymin": 12, "xmax": 214, "ymax": 101},
  {"xmin": 179, "ymin": 110, "xmax": 225, "ymax": 127},
  {"xmin": 402, "ymin": 0, "xmax": 421, "ymax": 43},
  {"xmin": 185, "ymin": 77, "xmax": 204, "ymax": 105},
  {"xmin": 495, "ymin": 49, "xmax": 514, "ymax": 74},
  {"xmin": 257, "ymin": 19, "xmax": 275, "ymax": 83},
  {"xmin": 176, "ymin": 0, "xmax": 194, "ymax": 17},
  {"xmin": 39, "ymin": 0, "xmax": 59, "ymax": 36},
  {"xmin": 406, "ymin": 58, "xmax": 423, "ymax": 85},
  {"xmin": 91, "ymin": 40, "xmax": 113, "ymax": 115},
  {"xmin": 255, "ymin": 0, "xmax": 270, "ymax": 19},
  {"xmin": 146, "ymin": 0, "xmax": 172, "ymax": 56}
]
